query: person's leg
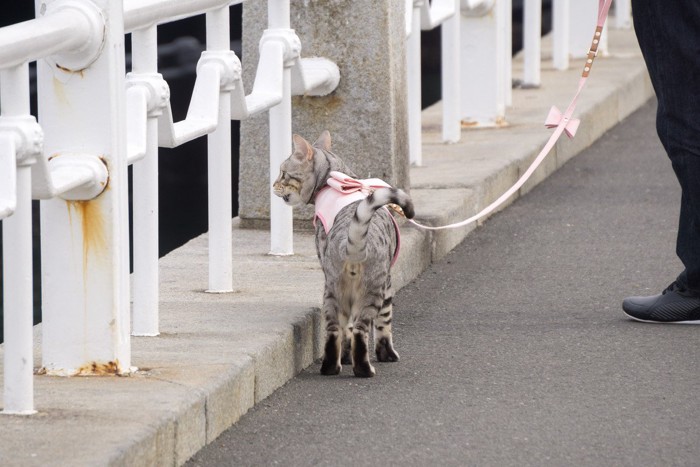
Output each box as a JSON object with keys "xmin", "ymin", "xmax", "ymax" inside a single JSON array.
[
  {"xmin": 623, "ymin": 1, "xmax": 700, "ymax": 322},
  {"xmin": 634, "ymin": 0, "xmax": 700, "ymax": 292},
  {"xmin": 672, "ymin": 156, "xmax": 700, "ymax": 294}
]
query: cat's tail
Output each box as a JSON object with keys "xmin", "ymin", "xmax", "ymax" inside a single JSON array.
[{"xmin": 346, "ymin": 187, "xmax": 415, "ymax": 263}]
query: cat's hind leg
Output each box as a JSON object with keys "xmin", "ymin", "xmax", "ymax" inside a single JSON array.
[
  {"xmin": 375, "ymin": 284, "xmax": 400, "ymax": 363},
  {"xmin": 352, "ymin": 313, "xmax": 377, "ymax": 378},
  {"xmin": 320, "ymin": 292, "xmax": 342, "ymax": 376}
]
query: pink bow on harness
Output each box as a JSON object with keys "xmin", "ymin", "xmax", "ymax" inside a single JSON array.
[{"xmin": 325, "ymin": 171, "xmax": 391, "ymax": 194}]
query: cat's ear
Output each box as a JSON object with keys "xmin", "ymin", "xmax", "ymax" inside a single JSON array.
[
  {"xmin": 313, "ymin": 130, "xmax": 332, "ymax": 151},
  {"xmin": 292, "ymin": 134, "xmax": 314, "ymax": 161}
]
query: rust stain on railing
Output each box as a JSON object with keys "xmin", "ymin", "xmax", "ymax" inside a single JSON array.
[
  {"xmin": 66, "ymin": 198, "xmax": 107, "ymax": 267},
  {"xmin": 55, "ymin": 63, "xmax": 86, "ymax": 78},
  {"xmin": 35, "ymin": 360, "xmax": 124, "ymax": 376},
  {"xmin": 52, "ymin": 76, "xmax": 69, "ymax": 107},
  {"xmin": 75, "ymin": 360, "xmax": 122, "ymax": 376}
]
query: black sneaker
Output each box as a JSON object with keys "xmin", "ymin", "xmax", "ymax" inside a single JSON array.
[{"xmin": 622, "ymin": 282, "xmax": 700, "ymax": 324}]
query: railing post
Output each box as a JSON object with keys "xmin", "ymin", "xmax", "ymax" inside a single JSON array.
[
  {"xmin": 441, "ymin": 0, "xmax": 461, "ymax": 143},
  {"xmin": 460, "ymin": 0, "xmax": 507, "ymax": 126},
  {"xmin": 1, "ymin": 63, "xmax": 37, "ymax": 414},
  {"xmin": 36, "ymin": 0, "xmax": 131, "ymax": 375},
  {"xmin": 409, "ymin": 0, "xmax": 461, "ymax": 156},
  {"xmin": 266, "ymin": 0, "xmax": 294, "ymax": 256},
  {"xmin": 502, "ymin": 0, "xmax": 512, "ymax": 107},
  {"xmin": 407, "ymin": 1, "xmax": 423, "ymax": 166},
  {"xmin": 522, "ymin": 0, "xmax": 542, "ymax": 88},
  {"xmin": 205, "ymin": 6, "xmax": 236, "ymax": 287},
  {"xmin": 130, "ymin": 25, "xmax": 161, "ymax": 336},
  {"xmin": 2, "ymin": 165, "xmax": 34, "ymax": 414},
  {"xmin": 552, "ymin": 0, "xmax": 570, "ymax": 70}
]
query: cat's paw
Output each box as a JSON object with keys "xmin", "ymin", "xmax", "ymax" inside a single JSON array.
[
  {"xmin": 352, "ymin": 361, "xmax": 376, "ymax": 378},
  {"xmin": 375, "ymin": 337, "xmax": 400, "ymax": 362},
  {"xmin": 320, "ymin": 359, "xmax": 341, "ymax": 376}
]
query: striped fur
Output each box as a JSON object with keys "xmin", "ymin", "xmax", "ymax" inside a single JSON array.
[
  {"xmin": 346, "ymin": 187, "xmax": 415, "ymax": 263},
  {"xmin": 273, "ymin": 131, "xmax": 414, "ymax": 378}
]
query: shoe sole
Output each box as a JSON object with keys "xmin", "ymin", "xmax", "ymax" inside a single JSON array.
[{"xmin": 623, "ymin": 311, "xmax": 700, "ymax": 324}]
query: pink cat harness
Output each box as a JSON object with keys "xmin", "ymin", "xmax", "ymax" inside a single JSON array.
[{"xmin": 313, "ymin": 172, "xmax": 402, "ymax": 266}]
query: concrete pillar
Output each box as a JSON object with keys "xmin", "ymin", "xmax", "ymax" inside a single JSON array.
[{"xmin": 239, "ymin": 0, "xmax": 409, "ymax": 226}]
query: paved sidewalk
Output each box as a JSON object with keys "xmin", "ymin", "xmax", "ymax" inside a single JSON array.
[
  {"xmin": 188, "ymin": 98, "xmax": 700, "ymax": 467},
  {"xmin": 0, "ymin": 27, "xmax": 652, "ymax": 466}
]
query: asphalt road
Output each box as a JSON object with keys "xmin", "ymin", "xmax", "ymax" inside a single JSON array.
[{"xmin": 187, "ymin": 99, "xmax": 699, "ymax": 467}]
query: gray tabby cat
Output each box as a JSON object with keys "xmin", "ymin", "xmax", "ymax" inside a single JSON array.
[{"xmin": 273, "ymin": 131, "xmax": 415, "ymax": 377}]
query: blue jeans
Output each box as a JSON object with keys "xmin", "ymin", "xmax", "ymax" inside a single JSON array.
[{"xmin": 632, "ymin": 0, "xmax": 700, "ymax": 294}]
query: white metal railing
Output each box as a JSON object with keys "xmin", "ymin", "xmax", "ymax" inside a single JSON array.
[
  {"xmin": 0, "ymin": 0, "xmax": 338, "ymax": 415},
  {"xmin": 403, "ymin": 0, "xmax": 512, "ymax": 143},
  {"xmin": 405, "ymin": 0, "xmax": 461, "ymax": 166},
  {"xmin": 0, "ymin": 0, "xmax": 633, "ymax": 416},
  {"xmin": 405, "ymin": 0, "xmax": 632, "ymax": 166}
]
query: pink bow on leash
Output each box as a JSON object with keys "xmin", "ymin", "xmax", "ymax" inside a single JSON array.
[
  {"xmin": 545, "ymin": 106, "xmax": 580, "ymax": 139},
  {"xmin": 326, "ymin": 171, "xmax": 391, "ymax": 194}
]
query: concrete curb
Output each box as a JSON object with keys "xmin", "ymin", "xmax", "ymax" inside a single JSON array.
[{"xmin": 0, "ymin": 27, "xmax": 652, "ymax": 466}]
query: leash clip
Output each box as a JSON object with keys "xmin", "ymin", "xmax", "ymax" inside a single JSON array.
[{"xmin": 387, "ymin": 203, "xmax": 405, "ymax": 218}]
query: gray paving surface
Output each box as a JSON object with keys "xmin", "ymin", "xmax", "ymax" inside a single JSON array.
[{"xmin": 187, "ymin": 100, "xmax": 700, "ymax": 467}]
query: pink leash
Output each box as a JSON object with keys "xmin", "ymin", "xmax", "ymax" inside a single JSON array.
[{"xmin": 408, "ymin": 0, "xmax": 614, "ymax": 231}]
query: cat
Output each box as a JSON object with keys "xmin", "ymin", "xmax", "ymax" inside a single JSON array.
[{"xmin": 273, "ymin": 131, "xmax": 415, "ymax": 377}]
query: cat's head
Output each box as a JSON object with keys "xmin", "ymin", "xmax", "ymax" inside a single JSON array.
[{"xmin": 273, "ymin": 131, "xmax": 333, "ymax": 206}]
